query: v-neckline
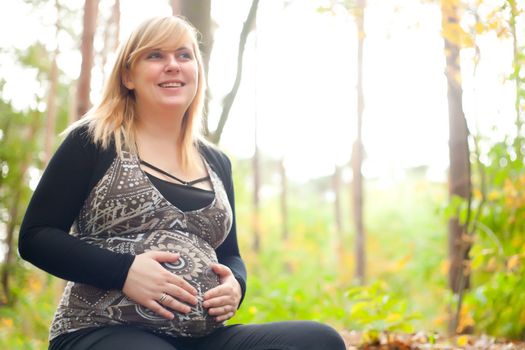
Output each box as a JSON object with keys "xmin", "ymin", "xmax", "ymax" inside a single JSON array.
[{"xmin": 132, "ymin": 152, "xmax": 218, "ymax": 215}]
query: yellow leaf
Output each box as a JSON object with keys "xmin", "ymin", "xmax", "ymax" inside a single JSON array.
[
  {"xmin": 512, "ymin": 236, "xmax": 523, "ymax": 248},
  {"xmin": 0, "ymin": 318, "xmax": 13, "ymax": 328},
  {"xmin": 457, "ymin": 305, "xmax": 475, "ymax": 333},
  {"xmin": 442, "ymin": 22, "xmax": 474, "ymax": 48},
  {"xmin": 28, "ymin": 276, "xmax": 43, "ymax": 293},
  {"xmin": 488, "ymin": 20, "xmax": 500, "ymax": 32},
  {"xmin": 440, "ymin": 259, "xmax": 450, "ymax": 275},
  {"xmin": 457, "ymin": 335, "xmax": 470, "ymax": 347},
  {"xmin": 487, "ymin": 190, "xmax": 500, "ymax": 201},
  {"xmin": 487, "ymin": 257, "xmax": 497, "ymax": 271},
  {"xmin": 474, "ymin": 22, "xmax": 484, "ymax": 34},
  {"xmin": 473, "ymin": 188, "xmax": 482, "ymax": 200},
  {"xmin": 433, "ymin": 314, "xmax": 446, "ymax": 326},
  {"xmin": 390, "ymin": 254, "xmax": 412, "ymax": 272},
  {"xmin": 507, "ymin": 255, "xmax": 520, "ymax": 270},
  {"xmin": 441, "ymin": 0, "xmax": 462, "ymax": 9},
  {"xmin": 386, "ymin": 313, "xmax": 402, "ymax": 323}
]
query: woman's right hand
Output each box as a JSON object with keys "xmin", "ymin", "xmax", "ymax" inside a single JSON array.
[{"xmin": 122, "ymin": 251, "xmax": 198, "ymax": 320}]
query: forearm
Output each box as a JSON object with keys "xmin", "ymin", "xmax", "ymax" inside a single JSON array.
[{"xmin": 19, "ymin": 225, "xmax": 135, "ymax": 290}]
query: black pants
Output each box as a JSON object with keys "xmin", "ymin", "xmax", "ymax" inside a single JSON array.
[{"xmin": 49, "ymin": 321, "xmax": 346, "ymax": 350}]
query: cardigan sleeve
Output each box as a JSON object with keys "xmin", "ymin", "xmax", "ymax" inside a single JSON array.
[
  {"xmin": 18, "ymin": 128, "xmax": 135, "ymax": 290},
  {"xmin": 202, "ymin": 144, "xmax": 248, "ymax": 307}
]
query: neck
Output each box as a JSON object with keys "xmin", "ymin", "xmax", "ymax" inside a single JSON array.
[
  {"xmin": 133, "ymin": 104, "xmax": 198, "ymax": 168},
  {"xmin": 134, "ymin": 104, "xmax": 186, "ymax": 143},
  {"xmin": 137, "ymin": 115, "xmax": 182, "ymax": 143}
]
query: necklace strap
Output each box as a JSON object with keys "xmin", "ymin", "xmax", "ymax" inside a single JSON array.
[{"xmin": 140, "ymin": 160, "xmax": 210, "ymax": 186}]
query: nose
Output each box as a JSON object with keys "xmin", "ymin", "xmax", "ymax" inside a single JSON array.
[{"xmin": 165, "ymin": 55, "xmax": 180, "ymax": 73}]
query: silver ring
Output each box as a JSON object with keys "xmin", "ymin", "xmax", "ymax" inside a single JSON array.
[{"xmin": 158, "ymin": 293, "xmax": 168, "ymax": 303}]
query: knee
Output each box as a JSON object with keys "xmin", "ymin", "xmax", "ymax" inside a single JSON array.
[{"xmin": 295, "ymin": 321, "xmax": 346, "ymax": 350}]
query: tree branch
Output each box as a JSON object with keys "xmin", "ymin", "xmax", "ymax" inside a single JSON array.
[{"xmin": 210, "ymin": 0, "xmax": 259, "ymax": 144}]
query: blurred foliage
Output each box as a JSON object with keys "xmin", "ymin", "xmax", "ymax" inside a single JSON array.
[
  {"xmin": 455, "ymin": 0, "xmax": 524, "ymax": 339},
  {"xmin": 0, "ymin": 268, "xmax": 59, "ymax": 349},
  {"xmin": 0, "ymin": 79, "xmax": 48, "ymax": 348},
  {"xmin": 459, "ymin": 132, "xmax": 525, "ymax": 338},
  {"xmin": 229, "ymin": 157, "xmax": 447, "ymax": 336},
  {"xmin": 0, "ymin": 11, "xmax": 78, "ymax": 347},
  {"xmin": 344, "ymin": 280, "xmax": 421, "ymax": 335}
]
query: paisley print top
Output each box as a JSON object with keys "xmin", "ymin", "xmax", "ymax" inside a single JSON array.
[{"xmin": 49, "ymin": 149, "xmax": 233, "ymax": 339}]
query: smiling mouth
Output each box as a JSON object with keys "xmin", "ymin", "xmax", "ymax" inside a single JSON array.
[{"xmin": 159, "ymin": 82, "xmax": 184, "ymax": 88}]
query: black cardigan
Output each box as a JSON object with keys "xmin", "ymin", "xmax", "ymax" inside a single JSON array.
[{"xmin": 18, "ymin": 127, "xmax": 247, "ymax": 304}]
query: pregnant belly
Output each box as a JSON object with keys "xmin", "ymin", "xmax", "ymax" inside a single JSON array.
[{"xmin": 93, "ymin": 229, "xmax": 223, "ymax": 337}]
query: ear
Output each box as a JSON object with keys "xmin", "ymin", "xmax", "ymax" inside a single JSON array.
[{"xmin": 122, "ymin": 70, "xmax": 134, "ymax": 90}]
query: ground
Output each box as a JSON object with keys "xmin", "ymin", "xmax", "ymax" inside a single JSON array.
[{"xmin": 340, "ymin": 331, "xmax": 525, "ymax": 350}]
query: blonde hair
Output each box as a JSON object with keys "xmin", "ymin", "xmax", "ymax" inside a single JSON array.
[{"xmin": 65, "ymin": 16, "xmax": 206, "ymax": 171}]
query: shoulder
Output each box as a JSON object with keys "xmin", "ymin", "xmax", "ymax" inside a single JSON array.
[
  {"xmin": 61, "ymin": 124, "xmax": 95, "ymax": 151},
  {"xmin": 199, "ymin": 142, "xmax": 231, "ymax": 170},
  {"xmin": 55, "ymin": 124, "xmax": 117, "ymax": 190},
  {"xmin": 51, "ymin": 124, "xmax": 96, "ymax": 164},
  {"xmin": 56, "ymin": 124, "xmax": 116, "ymax": 180},
  {"xmin": 62, "ymin": 123, "xmax": 115, "ymax": 156},
  {"xmin": 198, "ymin": 141, "xmax": 233, "ymax": 183}
]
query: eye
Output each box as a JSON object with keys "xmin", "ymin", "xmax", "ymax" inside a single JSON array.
[
  {"xmin": 177, "ymin": 51, "xmax": 193, "ymax": 60},
  {"xmin": 146, "ymin": 50, "xmax": 163, "ymax": 59}
]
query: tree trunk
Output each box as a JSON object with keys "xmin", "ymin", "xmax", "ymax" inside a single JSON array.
[
  {"xmin": 508, "ymin": 0, "xmax": 523, "ymax": 157},
  {"xmin": 178, "ymin": 0, "xmax": 213, "ymax": 74},
  {"xmin": 353, "ymin": 0, "xmax": 366, "ymax": 285},
  {"xmin": 333, "ymin": 165, "xmax": 345, "ymax": 273},
  {"xmin": 44, "ymin": 58, "xmax": 58, "ymax": 165},
  {"xmin": 76, "ymin": 0, "xmax": 99, "ymax": 120},
  {"xmin": 100, "ymin": 0, "xmax": 120, "ymax": 84},
  {"xmin": 113, "ymin": 0, "xmax": 120, "ymax": 50},
  {"xmin": 441, "ymin": 0, "xmax": 471, "ymax": 334},
  {"xmin": 279, "ymin": 158, "xmax": 288, "ymax": 241},
  {"xmin": 175, "ymin": 0, "xmax": 213, "ymax": 136},
  {"xmin": 1, "ymin": 112, "xmax": 40, "ymax": 304},
  {"xmin": 44, "ymin": 0, "xmax": 60, "ymax": 166},
  {"xmin": 333, "ymin": 165, "xmax": 343, "ymax": 237},
  {"xmin": 1, "ymin": 191, "xmax": 21, "ymax": 304},
  {"xmin": 252, "ymin": 144, "xmax": 261, "ymax": 252},
  {"xmin": 170, "ymin": 0, "xmax": 180, "ymax": 16}
]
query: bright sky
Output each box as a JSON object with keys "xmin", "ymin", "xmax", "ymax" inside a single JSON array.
[{"xmin": 0, "ymin": 0, "xmax": 519, "ymax": 182}]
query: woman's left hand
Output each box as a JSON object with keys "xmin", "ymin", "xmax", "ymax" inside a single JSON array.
[{"xmin": 203, "ymin": 263, "xmax": 242, "ymax": 322}]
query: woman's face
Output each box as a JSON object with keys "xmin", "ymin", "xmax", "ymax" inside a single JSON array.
[{"xmin": 125, "ymin": 36, "xmax": 199, "ymax": 116}]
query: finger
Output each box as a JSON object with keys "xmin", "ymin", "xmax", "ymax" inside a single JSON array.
[
  {"xmin": 208, "ymin": 304, "xmax": 235, "ymax": 317},
  {"xmin": 211, "ymin": 263, "xmax": 232, "ymax": 278},
  {"xmin": 165, "ymin": 283, "xmax": 198, "ymax": 306},
  {"xmin": 203, "ymin": 295, "xmax": 231, "ymax": 309},
  {"xmin": 160, "ymin": 294, "xmax": 192, "ymax": 314},
  {"xmin": 149, "ymin": 251, "xmax": 180, "ymax": 263},
  {"xmin": 204, "ymin": 282, "xmax": 237, "ymax": 300},
  {"xmin": 215, "ymin": 312, "xmax": 235, "ymax": 322},
  {"xmin": 167, "ymin": 274, "xmax": 198, "ymax": 296},
  {"xmin": 145, "ymin": 300, "xmax": 175, "ymax": 320},
  {"xmin": 203, "ymin": 284, "xmax": 226, "ymax": 300}
]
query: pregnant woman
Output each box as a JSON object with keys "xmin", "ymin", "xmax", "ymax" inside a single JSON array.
[{"xmin": 19, "ymin": 15, "xmax": 346, "ymax": 350}]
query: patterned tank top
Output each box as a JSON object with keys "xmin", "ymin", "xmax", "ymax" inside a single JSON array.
[{"xmin": 49, "ymin": 149, "xmax": 233, "ymax": 340}]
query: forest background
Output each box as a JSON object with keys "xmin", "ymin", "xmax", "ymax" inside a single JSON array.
[{"xmin": 0, "ymin": 0, "xmax": 524, "ymax": 349}]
